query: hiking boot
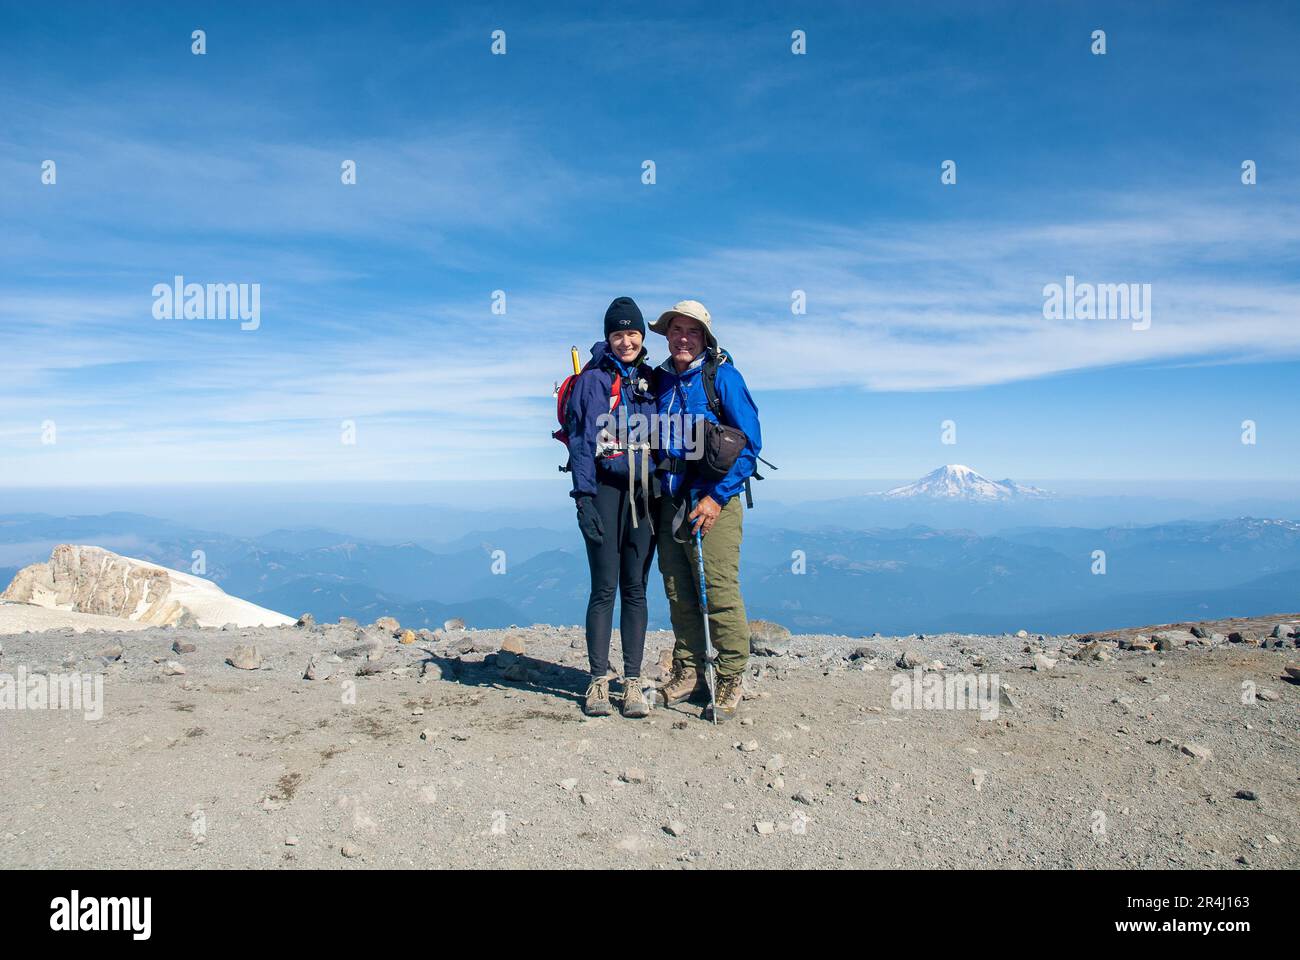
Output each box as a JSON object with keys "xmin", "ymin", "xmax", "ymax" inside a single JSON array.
[
  {"xmin": 705, "ymin": 674, "xmax": 744, "ymax": 723},
  {"xmin": 584, "ymin": 674, "xmax": 614, "ymax": 717},
  {"xmin": 621, "ymin": 678, "xmax": 649, "ymax": 719},
  {"xmin": 657, "ymin": 660, "xmax": 706, "ymax": 706}
]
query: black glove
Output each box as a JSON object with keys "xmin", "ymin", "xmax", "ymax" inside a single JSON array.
[{"xmin": 576, "ymin": 495, "xmax": 604, "ymax": 545}]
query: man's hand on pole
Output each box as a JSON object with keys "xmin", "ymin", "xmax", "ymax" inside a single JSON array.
[{"xmin": 689, "ymin": 494, "xmax": 722, "ymax": 536}]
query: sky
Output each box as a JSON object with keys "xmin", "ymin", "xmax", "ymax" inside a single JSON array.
[{"xmin": 2, "ymin": 0, "xmax": 1298, "ymax": 493}]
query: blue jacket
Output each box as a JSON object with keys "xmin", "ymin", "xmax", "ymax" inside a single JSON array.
[
  {"xmin": 565, "ymin": 341, "xmax": 657, "ymax": 499},
  {"xmin": 656, "ymin": 349, "xmax": 762, "ymax": 506}
]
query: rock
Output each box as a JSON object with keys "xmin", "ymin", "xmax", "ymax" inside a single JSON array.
[
  {"xmin": 1228, "ymin": 631, "xmax": 1252, "ymax": 644},
  {"xmin": 971, "ymin": 768, "xmax": 988, "ymax": 791},
  {"xmin": 749, "ymin": 620, "xmax": 792, "ymax": 656},
  {"xmin": 1284, "ymin": 665, "xmax": 1300, "ymax": 682},
  {"xmin": 399, "ymin": 629, "xmax": 417, "ymax": 645},
  {"xmin": 419, "ymin": 729, "xmax": 435, "ymax": 741},
  {"xmin": 998, "ymin": 687, "xmax": 1019, "ymax": 710},
  {"xmin": 664, "ymin": 821, "xmax": 687, "ymax": 837},
  {"xmin": 444, "ymin": 618, "xmax": 466, "ymax": 632},
  {"xmin": 500, "ymin": 635, "xmax": 527, "ymax": 655},
  {"xmin": 96, "ymin": 644, "xmax": 124, "ymax": 661},
  {"xmin": 1234, "ymin": 789, "xmax": 1259, "ymax": 801},
  {"xmin": 1153, "ymin": 631, "xmax": 1193, "ymax": 651},
  {"xmin": 1190, "ymin": 625, "xmax": 1210, "ymax": 639},
  {"xmin": 1270, "ymin": 623, "xmax": 1291, "ymax": 639},
  {"xmin": 558, "ymin": 778, "xmax": 578, "ymax": 791},
  {"xmin": 373, "ymin": 616, "xmax": 400, "ymax": 634},
  {"xmin": 420, "ymin": 660, "xmax": 444, "ymax": 680},
  {"xmin": 1180, "ymin": 742, "xmax": 1213, "ymax": 762},
  {"xmin": 896, "ymin": 650, "xmax": 923, "ymax": 670},
  {"xmin": 295, "ymin": 613, "xmax": 315, "ymax": 628},
  {"xmin": 449, "ymin": 637, "xmax": 475, "ymax": 656},
  {"xmin": 304, "ymin": 655, "xmax": 331, "ymax": 681},
  {"xmin": 620, "ymin": 768, "xmax": 646, "ymax": 784},
  {"xmin": 1032, "ymin": 653, "xmax": 1057, "ymax": 671},
  {"xmin": 338, "ymin": 617, "xmax": 358, "ymax": 628},
  {"xmin": 847, "ymin": 646, "xmax": 875, "ymax": 661},
  {"xmin": 340, "ymin": 842, "xmax": 361, "ymax": 859},
  {"xmin": 161, "ymin": 660, "xmax": 186, "ymax": 676},
  {"xmin": 793, "ymin": 789, "xmax": 814, "ymax": 805},
  {"xmin": 740, "ymin": 740, "xmax": 759, "ymax": 753},
  {"xmin": 1256, "ymin": 689, "xmax": 1279, "ymax": 702},
  {"xmin": 450, "ymin": 730, "xmax": 470, "ymax": 741},
  {"xmin": 764, "ymin": 754, "xmax": 785, "ymax": 773},
  {"xmin": 285, "ymin": 836, "xmax": 299, "ymax": 846},
  {"xmin": 355, "ymin": 660, "xmax": 388, "ymax": 676},
  {"xmin": 226, "ymin": 645, "xmax": 262, "ymax": 670},
  {"xmin": 754, "ymin": 821, "xmax": 776, "ymax": 836},
  {"xmin": 579, "ymin": 793, "xmax": 595, "ymax": 805},
  {"xmin": 171, "ymin": 639, "xmax": 196, "ymax": 654},
  {"xmin": 1015, "ymin": 629, "xmax": 1029, "ymax": 638}
]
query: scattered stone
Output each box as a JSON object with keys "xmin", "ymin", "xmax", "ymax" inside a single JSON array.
[
  {"xmin": 285, "ymin": 836, "xmax": 299, "ymax": 846},
  {"xmin": 793, "ymin": 789, "xmax": 814, "ymax": 805},
  {"xmin": 171, "ymin": 639, "xmax": 196, "ymax": 654},
  {"xmin": 304, "ymin": 655, "xmax": 331, "ymax": 681},
  {"xmin": 1015, "ymin": 629, "xmax": 1029, "ymax": 638},
  {"xmin": 450, "ymin": 730, "xmax": 471, "ymax": 741},
  {"xmin": 444, "ymin": 618, "xmax": 466, "ymax": 632},
  {"xmin": 500, "ymin": 635, "xmax": 527, "ymax": 655},
  {"xmin": 740, "ymin": 740, "xmax": 759, "ymax": 753},
  {"xmin": 226, "ymin": 645, "xmax": 261, "ymax": 670},
  {"xmin": 1180, "ymin": 742, "xmax": 1213, "ymax": 762},
  {"xmin": 1234, "ymin": 789, "xmax": 1258, "ymax": 801},
  {"xmin": 96, "ymin": 644, "xmax": 124, "ymax": 661},
  {"xmin": 664, "ymin": 820, "xmax": 687, "ymax": 837},
  {"xmin": 1284, "ymin": 665, "xmax": 1300, "ymax": 682},
  {"xmin": 971, "ymin": 768, "xmax": 988, "ymax": 792},
  {"xmin": 749, "ymin": 620, "xmax": 792, "ymax": 656},
  {"xmin": 764, "ymin": 755, "xmax": 785, "ymax": 773},
  {"xmin": 295, "ymin": 613, "xmax": 315, "ymax": 628},
  {"xmin": 419, "ymin": 729, "xmax": 435, "ymax": 741},
  {"xmin": 579, "ymin": 793, "xmax": 595, "ymax": 805},
  {"xmin": 1256, "ymin": 689, "xmax": 1279, "ymax": 702},
  {"xmin": 558, "ymin": 778, "xmax": 578, "ymax": 792},
  {"xmin": 399, "ymin": 629, "xmax": 416, "ymax": 645},
  {"xmin": 161, "ymin": 660, "xmax": 186, "ymax": 676},
  {"xmin": 620, "ymin": 768, "xmax": 646, "ymax": 784},
  {"xmin": 421, "ymin": 660, "xmax": 444, "ymax": 680},
  {"xmin": 896, "ymin": 650, "xmax": 923, "ymax": 670},
  {"xmin": 341, "ymin": 842, "xmax": 361, "ymax": 859},
  {"xmin": 1270, "ymin": 623, "xmax": 1291, "ymax": 639},
  {"xmin": 755, "ymin": 821, "xmax": 776, "ymax": 835},
  {"xmin": 847, "ymin": 646, "xmax": 875, "ymax": 661},
  {"xmin": 373, "ymin": 616, "xmax": 400, "ymax": 634},
  {"xmin": 1032, "ymin": 653, "xmax": 1057, "ymax": 671},
  {"xmin": 1190, "ymin": 625, "xmax": 1210, "ymax": 639}
]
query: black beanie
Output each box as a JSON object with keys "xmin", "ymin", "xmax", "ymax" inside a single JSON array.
[{"xmin": 604, "ymin": 296, "xmax": 645, "ymax": 337}]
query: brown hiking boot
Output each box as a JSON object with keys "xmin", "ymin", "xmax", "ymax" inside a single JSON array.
[
  {"xmin": 621, "ymin": 678, "xmax": 649, "ymax": 718},
  {"xmin": 705, "ymin": 674, "xmax": 744, "ymax": 723},
  {"xmin": 656, "ymin": 660, "xmax": 706, "ymax": 706},
  {"xmin": 584, "ymin": 674, "xmax": 614, "ymax": 717}
]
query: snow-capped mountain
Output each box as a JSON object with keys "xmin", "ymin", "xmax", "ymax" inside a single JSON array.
[{"xmin": 880, "ymin": 465, "xmax": 1052, "ymax": 501}]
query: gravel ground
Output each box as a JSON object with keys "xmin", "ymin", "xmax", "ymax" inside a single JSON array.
[{"xmin": 1, "ymin": 613, "xmax": 1297, "ymax": 869}]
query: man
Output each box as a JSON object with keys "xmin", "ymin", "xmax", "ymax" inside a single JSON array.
[{"xmin": 650, "ymin": 300, "xmax": 762, "ymax": 722}]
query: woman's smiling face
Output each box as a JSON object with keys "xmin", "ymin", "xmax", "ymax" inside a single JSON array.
[{"xmin": 608, "ymin": 329, "xmax": 643, "ymax": 362}]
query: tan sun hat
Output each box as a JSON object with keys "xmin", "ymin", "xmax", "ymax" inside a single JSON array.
[{"xmin": 651, "ymin": 299, "xmax": 716, "ymax": 349}]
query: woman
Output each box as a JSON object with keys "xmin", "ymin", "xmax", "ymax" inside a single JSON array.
[{"xmin": 564, "ymin": 296, "xmax": 658, "ymax": 717}]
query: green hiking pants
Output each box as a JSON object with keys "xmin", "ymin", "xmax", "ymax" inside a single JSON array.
[{"xmin": 656, "ymin": 493, "xmax": 750, "ymax": 678}]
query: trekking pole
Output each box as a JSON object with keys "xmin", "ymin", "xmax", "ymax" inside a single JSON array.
[
  {"xmin": 691, "ymin": 493, "xmax": 719, "ymax": 724},
  {"xmin": 570, "ymin": 345, "xmax": 581, "ymax": 375}
]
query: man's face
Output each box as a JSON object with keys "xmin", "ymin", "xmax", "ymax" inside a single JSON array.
[{"xmin": 667, "ymin": 316, "xmax": 706, "ymax": 364}]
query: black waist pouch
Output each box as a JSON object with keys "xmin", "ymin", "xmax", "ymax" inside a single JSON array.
[{"xmin": 699, "ymin": 420, "xmax": 748, "ymax": 482}]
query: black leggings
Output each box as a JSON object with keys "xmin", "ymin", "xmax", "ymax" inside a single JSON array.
[{"xmin": 583, "ymin": 479, "xmax": 655, "ymax": 678}]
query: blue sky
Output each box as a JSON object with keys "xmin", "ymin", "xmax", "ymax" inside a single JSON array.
[{"xmin": 2, "ymin": 0, "xmax": 1298, "ymax": 490}]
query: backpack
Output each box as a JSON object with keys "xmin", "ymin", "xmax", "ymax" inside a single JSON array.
[
  {"xmin": 551, "ymin": 347, "xmax": 627, "ymax": 472},
  {"xmin": 699, "ymin": 348, "xmax": 777, "ymax": 507}
]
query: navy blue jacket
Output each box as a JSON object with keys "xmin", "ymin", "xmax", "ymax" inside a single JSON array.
[
  {"xmin": 656, "ymin": 349, "xmax": 762, "ymax": 506},
  {"xmin": 565, "ymin": 341, "xmax": 657, "ymax": 499}
]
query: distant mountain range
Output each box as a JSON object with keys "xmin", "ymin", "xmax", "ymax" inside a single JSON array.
[
  {"xmin": 1, "ymin": 506, "xmax": 1298, "ymax": 637},
  {"xmin": 881, "ymin": 465, "xmax": 1052, "ymax": 501}
]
